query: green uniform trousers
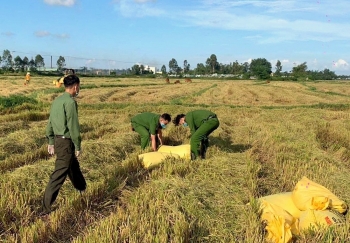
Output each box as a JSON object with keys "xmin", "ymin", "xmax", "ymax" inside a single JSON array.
[
  {"xmin": 42, "ymin": 137, "xmax": 86, "ymax": 214},
  {"xmin": 132, "ymin": 122, "xmax": 152, "ymax": 149},
  {"xmin": 190, "ymin": 118, "xmax": 219, "ymax": 158}
]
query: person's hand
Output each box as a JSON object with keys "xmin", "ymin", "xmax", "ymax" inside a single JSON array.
[
  {"xmin": 48, "ymin": 145, "xmax": 54, "ymax": 155},
  {"xmin": 75, "ymin": 150, "xmax": 82, "ymax": 157}
]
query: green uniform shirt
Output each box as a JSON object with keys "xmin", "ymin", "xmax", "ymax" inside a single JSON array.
[
  {"xmin": 131, "ymin": 112, "xmax": 160, "ymax": 135},
  {"xmin": 185, "ymin": 110, "xmax": 216, "ymax": 135},
  {"xmin": 46, "ymin": 92, "xmax": 81, "ymax": 150}
]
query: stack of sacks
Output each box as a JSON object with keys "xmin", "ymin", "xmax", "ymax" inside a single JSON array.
[
  {"xmin": 138, "ymin": 144, "xmax": 190, "ymax": 169},
  {"xmin": 258, "ymin": 176, "xmax": 347, "ymax": 243}
]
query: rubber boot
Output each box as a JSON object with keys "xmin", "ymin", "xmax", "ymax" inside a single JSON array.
[{"xmin": 200, "ymin": 138, "xmax": 209, "ymax": 159}]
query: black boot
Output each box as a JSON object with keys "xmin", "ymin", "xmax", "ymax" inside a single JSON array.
[
  {"xmin": 200, "ymin": 138, "xmax": 209, "ymax": 159},
  {"xmin": 191, "ymin": 152, "xmax": 196, "ymax": 161}
]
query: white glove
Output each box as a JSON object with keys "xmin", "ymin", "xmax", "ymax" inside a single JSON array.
[
  {"xmin": 75, "ymin": 150, "xmax": 82, "ymax": 157},
  {"xmin": 48, "ymin": 145, "xmax": 55, "ymax": 155}
]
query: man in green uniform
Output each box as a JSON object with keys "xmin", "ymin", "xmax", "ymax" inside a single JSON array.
[
  {"xmin": 173, "ymin": 110, "xmax": 219, "ymax": 160},
  {"xmin": 131, "ymin": 112, "xmax": 171, "ymax": 151},
  {"xmin": 42, "ymin": 74, "xmax": 86, "ymax": 215}
]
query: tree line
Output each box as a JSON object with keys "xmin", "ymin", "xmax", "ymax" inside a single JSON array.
[
  {"xmin": 157, "ymin": 54, "xmax": 338, "ymax": 81},
  {"xmin": 0, "ymin": 49, "xmax": 66, "ymax": 73},
  {"xmin": 1, "ymin": 49, "xmax": 341, "ymax": 80}
]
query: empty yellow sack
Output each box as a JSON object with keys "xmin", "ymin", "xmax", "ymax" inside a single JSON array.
[
  {"xmin": 299, "ymin": 209, "xmax": 346, "ymax": 231},
  {"xmin": 157, "ymin": 144, "xmax": 191, "ymax": 159},
  {"xmin": 260, "ymin": 200, "xmax": 299, "ymax": 243},
  {"xmin": 138, "ymin": 152, "xmax": 180, "ymax": 169},
  {"xmin": 292, "ymin": 177, "xmax": 347, "ymax": 213},
  {"xmin": 259, "ymin": 192, "xmax": 301, "ymax": 218}
]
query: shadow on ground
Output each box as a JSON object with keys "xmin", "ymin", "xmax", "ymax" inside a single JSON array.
[{"xmin": 210, "ymin": 136, "xmax": 252, "ymax": 153}]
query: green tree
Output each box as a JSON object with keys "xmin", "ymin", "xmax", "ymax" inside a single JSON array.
[
  {"xmin": 195, "ymin": 63, "xmax": 206, "ymax": 75},
  {"xmin": 14, "ymin": 56, "xmax": 23, "ymax": 72},
  {"xmin": 250, "ymin": 58, "xmax": 272, "ymax": 79},
  {"xmin": 206, "ymin": 54, "xmax": 219, "ymax": 73},
  {"xmin": 275, "ymin": 60, "xmax": 282, "ymax": 76},
  {"xmin": 22, "ymin": 56, "xmax": 29, "ymax": 71},
  {"xmin": 183, "ymin": 60, "xmax": 190, "ymax": 74},
  {"xmin": 169, "ymin": 58, "xmax": 178, "ymax": 74},
  {"xmin": 2, "ymin": 49, "xmax": 13, "ymax": 71},
  {"xmin": 56, "ymin": 56, "xmax": 66, "ymax": 71},
  {"xmin": 34, "ymin": 54, "xmax": 45, "ymax": 70},
  {"xmin": 321, "ymin": 68, "xmax": 336, "ymax": 80},
  {"xmin": 140, "ymin": 65, "xmax": 145, "ymax": 74},
  {"xmin": 131, "ymin": 64, "xmax": 140, "ymax": 75},
  {"xmin": 292, "ymin": 62, "xmax": 308, "ymax": 79},
  {"xmin": 29, "ymin": 58, "xmax": 36, "ymax": 71},
  {"xmin": 232, "ymin": 60, "xmax": 243, "ymax": 75},
  {"xmin": 161, "ymin": 65, "xmax": 167, "ymax": 75}
]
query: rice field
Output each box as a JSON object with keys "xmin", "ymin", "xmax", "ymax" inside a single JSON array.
[{"xmin": 1, "ymin": 75, "xmax": 350, "ymax": 242}]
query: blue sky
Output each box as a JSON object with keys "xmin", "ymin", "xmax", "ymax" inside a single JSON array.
[{"xmin": 1, "ymin": 0, "xmax": 349, "ymax": 74}]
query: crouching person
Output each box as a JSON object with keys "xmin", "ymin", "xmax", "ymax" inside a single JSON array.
[
  {"xmin": 173, "ymin": 110, "xmax": 219, "ymax": 160},
  {"xmin": 42, "ymin": 74, "xmax": 86, "ymax": 215},
  {"xmin": 131, "ymin": 112, "xmax": 171, "ymax": 151}
]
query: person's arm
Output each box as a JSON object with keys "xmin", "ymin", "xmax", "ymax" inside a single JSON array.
[
  {"xmin": 150, "ymin": 134, "xmax": 157, "ymax": 151},
  {"xmin": 187, "ymin": 112, "xmax": 196, "ymax": 136},
  {"xmin": 66, "ymin": 101, "xmax": 81, "ymax": 153},
  {"xmin": 157, "ymin": 129, "xmax": 163, "ymax": 146},
  {"xmin": 46, "ymin": 118, "xmax": 55, "ymax": 146},
  {"xmin": 46, "ymin": 118, "xmax": 55, "ymax": 155}
]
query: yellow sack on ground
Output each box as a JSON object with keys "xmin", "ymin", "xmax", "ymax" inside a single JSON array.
[
  {"xmin": 138, "ymin": 152, "xmax": 180, "ymax": 169},
  {"xmin": 299, "ymin": 209, "xmax": 346, "ymax": 231},
  {"xmin": 157, "ymin": 144, "xmax": 191, "ymax": 159},
  {"xmin": 260, "ymin": 200, "xmax": 299, "ymax": 243},
  {"xmin": 292, "ymin": 177, "xmax": 347, "ymax": 213},
  {"xmin": 259, "ymin": 192, "xmax": 301, "ymax": 219}
]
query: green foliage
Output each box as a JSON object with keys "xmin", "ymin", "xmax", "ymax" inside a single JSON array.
[
  {"xmin": 0, "ymin": 95, "xmax": 37, "ymax": 108},
  {"xmin": 250, "ymin": 58, "xmax": 272, "ymax": 79}
]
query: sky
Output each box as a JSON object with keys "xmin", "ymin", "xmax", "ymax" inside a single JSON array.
[{"xmin": 1, "ymin": 0, "xmax": 350, "ymax": 74}]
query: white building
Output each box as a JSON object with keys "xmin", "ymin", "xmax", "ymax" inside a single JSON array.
[{"xmin": 136, "ymin": 63, "xmax": 156, "ymax": 74}]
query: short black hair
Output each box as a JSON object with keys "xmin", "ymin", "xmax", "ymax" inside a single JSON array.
[
  {"xmin": 65, "ymin": 69, "xmax": 75, "ymax": 75},
  {"xmin": 173, "ymin": 114, "xmax": 185, "ymax": 126},
  {"xmin": 161, "ymin": 113, "xmax": 171, "ymax": 122},
  {"xmin": 64, "ymin": 75, "xmax": 80, "ymax": 87}
]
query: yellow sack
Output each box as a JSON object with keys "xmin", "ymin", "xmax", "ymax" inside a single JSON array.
[
  {"xmin": 299, "ymin": 209, "xmax": 346, "ymax": 231},
  {"xmin": 138, "ymin": 152, "xmax": 180, "ymax": 169},
  {"xmin": 259, "ymin": 192, "xmax": 301, "ymax": 218},
  {"xmin": 292, "ymin": 177, "xmax": 347, "ymax": 213},
  {"xmin": 260, "ymin": 200, "xmax": 299, "ymax": 243},
  {"xmin": 157, "ymin": 144, "xmax": 191, "ymax": 159}
]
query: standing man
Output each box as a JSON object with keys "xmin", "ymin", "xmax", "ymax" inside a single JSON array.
[
  {"xmin": 131, "ymin": 112, "xmax": 171, "ymax": 151},
  {"xmin": 24, "ymin": 72, "xmax": 30, "ymax": 85},
  {"xmin": 173, "ymin": 110, "xmax": 219, "ymax": 160},
  {"xmin": 42, "ymin": 74, "xmax": 86, "ymax": 215}
]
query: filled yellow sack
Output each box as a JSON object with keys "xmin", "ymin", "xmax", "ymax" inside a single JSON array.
[
  {"xmin": 260, "ymin": 200, "xmax": 299, "ymax": 243},
  {"xmin": 259, "ymin": 192, "xmax": 301, "ymax": 219},
  {"xmin": 299, "ymin": 209, "xmax": 346, "ymax": 231},
  {"xmin": 292, "ymin": 177, "xmax": 347, "ymax": 213},
  {"xmin": 157, "ymin": 144, "xmax": 191, "ymax": 159},
  {"xmin": 138, "ymin": 152, "xmax": 180, "ymax": 169}
]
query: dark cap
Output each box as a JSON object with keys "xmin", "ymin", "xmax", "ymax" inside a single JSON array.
[{"xmin": 64, "ymin": 75, "xmax": 80, "ymax": 87}]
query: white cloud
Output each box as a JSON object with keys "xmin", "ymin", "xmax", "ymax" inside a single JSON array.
[
  {"xmin": 53, "ymin": 33, "xmax": 70, "ymax": 39},
  {"xmin": 1, "ymin": 31, "xmax": 15, "ymax": 37},
  {"xmin": 333, "ymin": 59, "xmax": 348, "ymax": 67},
  {"xmin": 35, "ymin": 31, "xmax": 51, "ymax": 37},
  {"xmin": 114, "ymin": 0, "xmax": 164, "ymax": 17},
  {"xmin": 44, "ymin": 0, "xmax": 76, "ymax": 7}
]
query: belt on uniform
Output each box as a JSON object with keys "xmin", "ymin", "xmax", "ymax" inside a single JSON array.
[
  {"xmin": 202, "ymin": 114, "xmax": 217, "ymax": 123},
  {"xmin": 55, "ymin": 135, "xmax": 71, "ymax": 139}
]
